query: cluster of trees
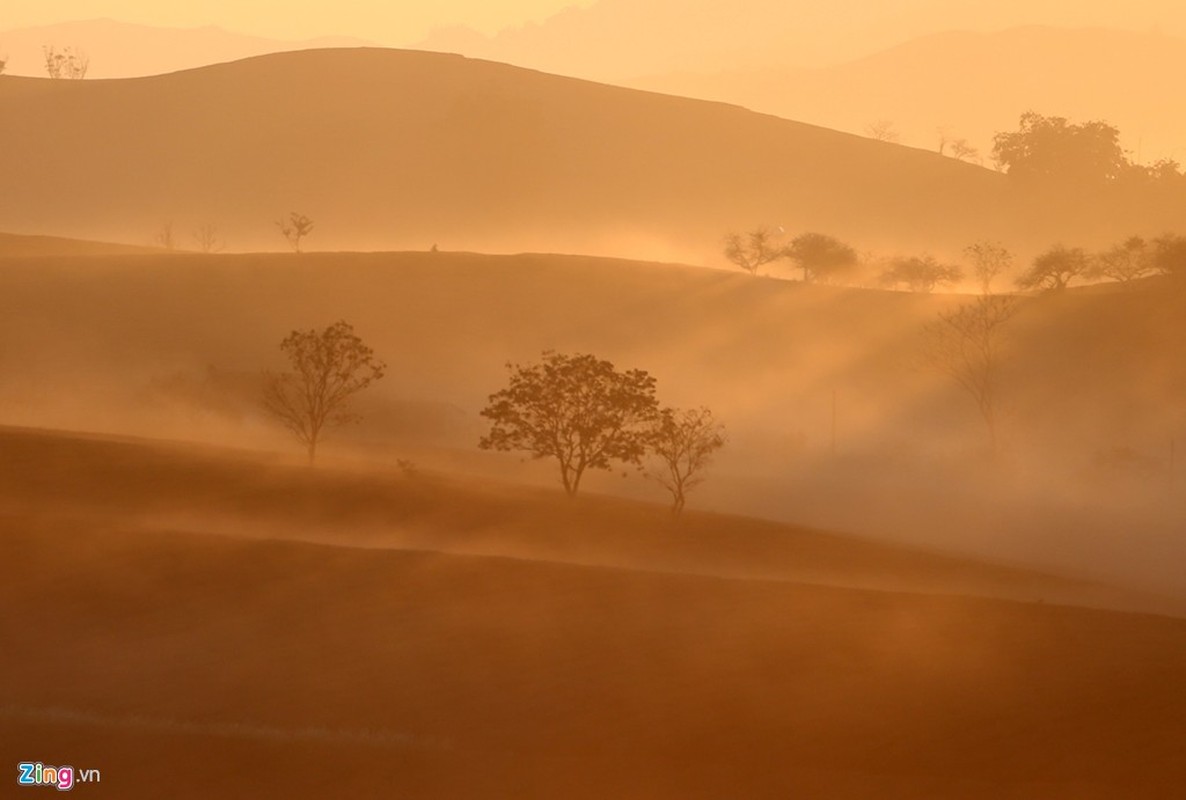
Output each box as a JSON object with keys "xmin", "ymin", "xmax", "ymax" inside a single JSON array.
[
  {"xmin": 723, "ymin": 229, "xmax": 858, "ymax": 283},
  {"xmin": 479, "ymin": 351, "xmax": 725, "ymax": 514},
  {"xmin": 260, "ymin": 335, "xmax": 725, "ymax": 515},
  {"xmin": 1017, "ymin": 235, "xmax": 1186, "ymax": 292},
  {"xmin": 723, "ymin": 227, "xmax": 970, "ymax": 292},
  {"xmin": 42, "ymin": 46, "xmax": 89, "ymax": 79},
  {"xmin": 867, "ymin": 112, "xmax": 1182, "ymax": 184},
  {"xmin": 150, "ymin": 212, "xmax": 319, "ymax": 254},
  {"xmin": 0, "ymin": 45, "xmax": 93, "ymax": 78},
  {"xmin": 153, "ymin": 222, "xmax": 225, "ymax": 253},
  {"xmin": 992, "ymin": 111, "xmax": 1184, "ymax": 188},
  {"xmin": 725, "ymin": 225, "xmax": 1186, "ymax": 294},
  {"xmin": 937, "ymin": 128, "xmax": 981, "ymax": 164},
  {"xmin": 878, "ymin": 256, "xmax": 963, "ymax": 293},
  {"xmin": 866, "ymin": 121, "xmax": 981, "ymax": 164}
]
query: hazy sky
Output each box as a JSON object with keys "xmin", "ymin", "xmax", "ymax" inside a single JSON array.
[{"xmin": 0, "ymin": 0, "xmax": 594, "ymax": 42}]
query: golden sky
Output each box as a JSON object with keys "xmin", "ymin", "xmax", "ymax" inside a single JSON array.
[{"xmin": 0, "ymin": 0, "xmax": 593, "ymax": 42}]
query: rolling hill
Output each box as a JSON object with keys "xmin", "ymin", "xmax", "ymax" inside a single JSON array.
[
  {"xmin": 0, "ymin": 46, "xmax": 1082, "ymax": 262},
  {"xmin": 0, "ymin": 248, "xmax": 1181, "ymax": 595}
]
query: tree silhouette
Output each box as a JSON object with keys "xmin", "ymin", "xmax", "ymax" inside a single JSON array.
[
  {"xmin": 785, "ymin": 232, "xmax": 858, "ymax": 284},
  {"xmin": 42, "ymin": 45, "xmax": 89, "ymax": 79},
  {"xmin": 723, "ymin": 228, "xmax": 785, "ymax": 277},
  {"xmin": 646, "ymin": 407, "xmax": 725, "ymax": 516},
  {"xmin": 879, "ymin": 256, "xmax": 962, "ymax": 293},
  {"xmin": 948, "ymin": 139, "xmax": 981, "ymax": 164},
  {"xmin": 865, "ymin": 120, "xmax": 899, "ymax": 143},
  {"xmin": 192, "ymin": 224, "xmax": 225, "ymax": 254},
  {"xmin": 479, "ymin": 351, "xmax": 659, "ymax": 496},
  {"xmin": 923, "ymin": 295, "xmax": 1019, "ymax": 455},
  {"xmin": 1088, "ymin": 237, "xmax": 1155, "ymax": 285},
  {"xmin": 276, "ymin": 212, "xmax": 314, "ymax": 253},
  {"xmin": 263, "ymin": 321, "xmax": 385, "ymax": 464},
  {"xmin": 992, "ymin": 112, "xmax": 1126, "ymax": 186},
  {"xmin": 1016, "ymin": 246, "xmax": 1089, "ymax": 292},
  {"xmin": 963, "ymin": 241, "xmax": 1013, "ymax": 295},
  {"xmin": 1152, "ymin": 235, "xmax": 1186, "ymax": 278}
]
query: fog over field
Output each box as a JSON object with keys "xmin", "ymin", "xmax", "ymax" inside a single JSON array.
[{"xmin": 1, "ymin": 3, "xmax": 1185, "ymax": 798}]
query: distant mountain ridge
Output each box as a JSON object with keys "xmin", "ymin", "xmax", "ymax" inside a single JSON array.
[
  {"xmin": 415, "ymin": 0, "xmax": 1186, "ymax": 81},
  {"xmin": 628, "ymin": 26, "xmax": 1186, "ymax": 164}
]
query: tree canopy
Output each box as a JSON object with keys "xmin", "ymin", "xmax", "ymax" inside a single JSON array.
[
  {"xmin": 992, "ymin": 112, "xmax": 1128, "ymax": 186},
  {"xmin": 263, "ymin": 320, "xmax": 385, "ymax": 464},
  {"xmin": 879, "ymin": 256, "xmax": 962, "ymax": 293},
  {"xmin": 1152, "ymin": 235, "xmax": 1186, "ymax": 278},
  {"xmin": 479, "ymin": 351, "xmax": 659, "ymax": 496},
  {"xmin": 723, "ymin": 228, "xmax": 785, "ymax": 277},
  {"xmin": 785, "ymin": 233, "xmax": 858, "ymax": 284},
  {"xmin": 1088, "ymin": 237, "xmax": 1155, "ymax": 284},
  {"xmin": 1016, "ymin": 246, "xmax": 1089, "ymax": 292}
]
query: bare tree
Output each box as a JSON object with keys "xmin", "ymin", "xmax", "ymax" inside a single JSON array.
[
  {"xmin": 646, "ymin": 407, "xmax": 725, "ymax": 516},
  {"xmin": 1016, "ymin": 245, "xmax": 1089, "ymax": 292},
  {"xmin": 479, "ymin": 351, "xmax": 659, "ymax": 496},
  {"xmin": 865, "ymin": 119, "xmax": 900, "ymax": 143},
  {"xmin": 0, "ymin": 55, "xmax": 7, "ymax": 75},
  {"xmin": 263, "ymin": 321, "xmax": 385, "ymax": 464},
  {"xmin": 938, "ymin": 128, "xmax": 979, "ymax": 163},
  {"xmin": 879, "ymin": 256, "xmax": 963, "ymax": 293},
  {"xmin": 154, "ymin": 221, "xmax": 176, "ymax": 251},
  {"xmin": 43, "ymin": 46, "xmax": 89, "ymax": 79},
  {"xmin": 949, "ymin": 139, "xmax": 981, "ymax": 164},
  {"xmin": 192, "ymin": 224, "xmax": 225, "ymax": 254},
  {"xmin": 723, "ymin": 227, "xmax": 786, "ymax": 277},
  {"xmin": 922, "ymin": 295, "xmax": 1019, "ymax": 455},
  {"xmin": 963, "ymin": 241, "xmax": 1013, "ymax": 295},
  {"xmin": 276, "ymin": 212, "xmax": 314, "ymax": 253},
  {"xmin": 937, "ymin": 127, "xmax": 952, "ymax": 155},
  {"xmin": 1087, "ymin": 236, "xmax": 1155, "ymax": 285}
]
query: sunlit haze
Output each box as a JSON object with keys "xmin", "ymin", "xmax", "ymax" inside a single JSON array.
[{"xmin": 2, "ymin": 1, "xmax": 1185, "ymax": 798}]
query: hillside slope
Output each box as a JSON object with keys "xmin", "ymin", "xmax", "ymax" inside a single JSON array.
[
  {"xmin": 0, "ymin": 250, "xmax": 1181, "ymax": 594},
  {"xmin": 0, "ymin": 425, "xmax": 1159, "ymax": 612},
  {"xmin": 1, "ymin": 428, "xmax": 1184, "ymax": 797},
  {"xmin": 0, "ymin": 231, "xmax": 161, "ymax": 257},
  {"xmin": 0, "ymin": 47, "xmax": 1019, "ymax": 260}
]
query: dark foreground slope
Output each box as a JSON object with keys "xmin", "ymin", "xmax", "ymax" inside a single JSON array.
[
  {"xmin": 1, "ymin": 429, "xmax": 1184, "ymax": 799},
  {"xmin": 0, "ymin": 425, "xmax": 1165, "ymax": 611}
]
